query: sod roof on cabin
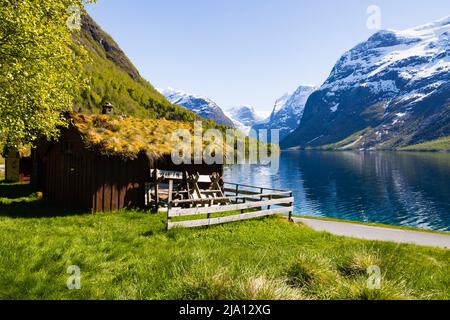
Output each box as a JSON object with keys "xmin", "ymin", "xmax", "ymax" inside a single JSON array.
[{"xmin": 70, "ymin": 113, "xmax": 224, "ymax": 160}]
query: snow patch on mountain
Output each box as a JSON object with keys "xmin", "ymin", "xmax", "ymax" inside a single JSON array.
[
  {"xmin": 158, "ymin": 88, "xmax": 235, "ymax": 127},
  {"xmin": 225, "ymin": 105, "xmax": 266, "ymax": 135},
  {"xmin": 273, "ymin": 92, "xmax": 293, "ymax": 114},
  {"xmin": 252, "ymin": 85, "xmax": 317, "ymax": 141},
  {"xmin": 281, "ymin": 15, "xmax": 450, "ymax": 150}
]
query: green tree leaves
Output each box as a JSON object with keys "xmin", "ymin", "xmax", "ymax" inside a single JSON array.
[{"xmin": 0, "ymin": 0, "xmax": 94, "ymax": 147}]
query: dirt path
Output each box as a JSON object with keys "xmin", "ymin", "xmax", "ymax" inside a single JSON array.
[{"xmin": 293, "ymin": 217, "xmax": 450, "ymax": 249}]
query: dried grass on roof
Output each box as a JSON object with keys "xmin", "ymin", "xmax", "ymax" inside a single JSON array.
[{"xmin": 70, "ymin": 113, "xmax": 225, "ymax": 160}]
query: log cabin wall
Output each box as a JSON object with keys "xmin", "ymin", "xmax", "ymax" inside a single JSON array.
[
  {"xmin": 91, "ymin": 154, "xmax": 150, "ymax": 212},
  {"xmin": 36, "ymin": 127, "xmax": 224, "ymax": 213},
  {"xmin": 37, "ymin": 127, "xmax": 150, "ymax": 212}
]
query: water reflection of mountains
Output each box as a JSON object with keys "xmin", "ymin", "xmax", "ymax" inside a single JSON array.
[{"xmin": 225, "ymin": 151, "xmax": 450, "ymax": 231}]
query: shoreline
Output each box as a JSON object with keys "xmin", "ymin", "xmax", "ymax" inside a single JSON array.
[
  {"xmin": 282, "ymin": 148, "xmax": 450, "ymax": 154},
  {"xmin": 292, "ymin": 215, "xmax": 450, "ymax": 236},
  {"xmin": 291, "ymin": 216, "xmax": 450, "ymax": 249}
]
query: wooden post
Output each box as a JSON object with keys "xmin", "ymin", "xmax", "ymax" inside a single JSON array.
[
  {"xmin": 154, "ymin": 170, "xmax": 159, "ymax": 212},
  {"xmin": 167, "ymin": 178, "xmax": 174, "ymax": 230},
  {"xmin": 260, "ymin": 188, "xmax": 264, "ymax": 209},
  {"xmin": 168, "ymin": 179, "xmax": 173, "ymax": 204},
  {"xmin": 193, "ymin": 172, "xmax": 202, "ymax": 201},
  {"xmin": 184, "ymin": 171, "xmax": 191, "ymax": 201},
  {"xmin": 145, "ymin": 182, "xmax": 151, "ymax": 207},
  {"xmin": 167, "ymin": 201, "xmax": 172, "ymax": 231},
  {"xmin": 241, "ymin": 196, "xmax": 246, "ymax": 215},
  {"xmin": 288, "ymin": 191, "xmax": 294, "ymax": 222}
]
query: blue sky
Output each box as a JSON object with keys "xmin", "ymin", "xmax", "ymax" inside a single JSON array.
[{"xmin": 87, "ymin": 0, "xmax": 450, "ymax": 113}]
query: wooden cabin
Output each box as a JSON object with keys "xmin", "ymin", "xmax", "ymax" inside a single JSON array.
[
  {"xmin": 3, "ymin": 147, "xmax": 32, "ymax": 182},
  {"xmin": 32, "ymin": 112, "xmax": 223, "ymax": 212}
]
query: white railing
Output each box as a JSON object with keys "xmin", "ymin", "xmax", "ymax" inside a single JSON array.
[{"xmin": 167, "ymin": 182, "xmax": 294, "ymax": 230}]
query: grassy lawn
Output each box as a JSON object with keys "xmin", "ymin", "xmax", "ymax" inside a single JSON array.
[{"xmin": 0, "ymin": 183, "xmax": 449, "ymax": 300}]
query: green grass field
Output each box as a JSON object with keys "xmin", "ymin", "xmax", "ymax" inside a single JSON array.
[{"xmin": 0, "ymin": 183, "xmax": 449, "ymax": 300}]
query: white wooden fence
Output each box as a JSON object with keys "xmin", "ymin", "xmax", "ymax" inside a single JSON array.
[{"xmin": 167, "ymin": 182, "xmax": 294, "ymax": 230}]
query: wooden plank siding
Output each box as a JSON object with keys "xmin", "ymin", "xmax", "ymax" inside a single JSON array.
[
  {"xmin": 90, "ymin": 155, "xmax": 150, "ymax": 213},
  {"xmin": 36, "ymin": 127, "xmax": 152, "ymax": 213},
  {"xmin": 34, "ymin": 126, "xmax": 225, "ymax": 213}
]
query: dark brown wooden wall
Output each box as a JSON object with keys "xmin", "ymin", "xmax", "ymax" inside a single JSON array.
[
  {"xmin": 36, "ymin": 127, "xmax": 224, "ymax": 213},
  {"xmin": 91, "ymin": 154, "xmax": 150, "ymax": 212},
  {"xmin": 38, "ymin": 127, "xmax": 151, "ymax": 213}
]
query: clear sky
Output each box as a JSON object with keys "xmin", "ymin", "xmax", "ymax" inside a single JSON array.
[{"xmin": 87, "ymin": 0, "xmax": 450, "ymax": 113}]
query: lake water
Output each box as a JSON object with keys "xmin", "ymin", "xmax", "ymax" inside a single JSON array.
[{"xmin": 224, "ymin": 151, "xmax": 450, "ymax": 232}]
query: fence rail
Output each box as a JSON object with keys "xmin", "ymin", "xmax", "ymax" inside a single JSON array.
[{"xmin": 167, "ymin": 182, "xmax": 294, "ymax": 230}]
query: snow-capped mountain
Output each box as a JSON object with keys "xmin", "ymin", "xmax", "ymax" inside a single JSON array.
[
  {"xmin": 252, "ymin": 85, "xmax": 317, "ymax": 142},
  {"xmin": 282, "ymin": 16, "xmax": 450, "ymax": 150},
  {"xmin": 226, "ymin": 105, "xmax": 266, "ymax": 135},
  {"xmin": 273, "ymin": 92, "xmax": 293, "ymax": 114},
  {"xmin": 158, "ymin": 88, "xmax": 235, "ymax": 127}
]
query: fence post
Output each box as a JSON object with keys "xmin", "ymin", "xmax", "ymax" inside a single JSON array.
[
  {"xmin": 241, "ymin": 196, "xmax": 246, "ymax": 215},
  {"xmin": 144, "ymin": 183, "xmax": 149, "ymax": 207},
  {"xmin": 288, "ymin": 191, "xmax": 294, "ymax": 222},
  {"xmin": 167, "ymin": 202, "xmax": 172, "ymax": 231},
  {"xmin": 168, "ymin": 179, "xmax": 173, "ymax": 203}
]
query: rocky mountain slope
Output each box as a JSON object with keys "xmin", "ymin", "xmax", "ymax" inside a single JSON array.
[
  {"xmin": 281, "ymin": 16, "xmax": 450, "ymax": 150},
  {"xmin": 253, "ymin": 85, "xmax": 316, "ymax": 141},
  {"xmin": 159, "ymin": 88, "xmax": 235, "ymax": 127}
]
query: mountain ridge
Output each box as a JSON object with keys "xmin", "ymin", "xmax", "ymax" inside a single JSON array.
[
  {"xmin": 159, "ymin": 88, "xmax": 235, "ymax": 127},
  {"xmin": 253, "ymin": 85, "xmax": 316, "ymax": 142},
  {"xmin": 281, "ymin": 16, "xmax": 450, "ymax": 150},
  {"xmin": 226, "ymin": 105, "xmax": 266, "ymax": 135}
]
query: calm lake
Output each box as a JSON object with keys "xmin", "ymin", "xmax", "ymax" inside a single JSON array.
[{"xmin": 224, "ymin": 151, "xmax": 450, "ymax": 232}]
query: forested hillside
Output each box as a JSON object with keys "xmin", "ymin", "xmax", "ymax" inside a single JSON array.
[{"xmin": 75, "ymin": 14, "xmax": 198, "ymax": 122}]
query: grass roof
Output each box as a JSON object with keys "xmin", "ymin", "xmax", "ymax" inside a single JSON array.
[
  {"xmin": 70, "ymin": 113, "xmax": 225, "ymax": 160},
  {"xmin": 3, "ymin": 113, "xmax": 276, "ymax": 162}
]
